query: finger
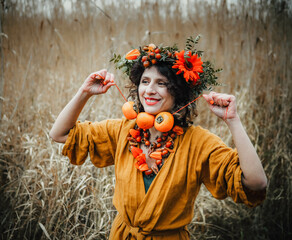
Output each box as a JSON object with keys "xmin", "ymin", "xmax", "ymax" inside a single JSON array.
[
  {"xmin": 202, "ymin": 94, "xmax": 211, "ymax": 101},
  {"xmin": 96, "ymin": 69, "xmax": 107, "ymax": 79},
  {"xmin": 106, "ymin": 73, "xmax": 115, "ymax": 84},
  {"xmin": 212, "ymin": 93, "xmax": 230, "ymax": 107},
  {"xmin": 203, "ymin": 93, "xmax": 215, "ymax": 105},
  {"xmin": 226, "ymin": 95, "xmax": 236, "ymax": 109},
  {"xmin": 209, "ymin": 91, "xmax": 217, "ymax": 97},
  {"xmin": 217, "ymin": 98, "xmax": 224, "ymax": 107},
  {"xmin": 89, "ymin": 69, "xmax": 106, "ymax": 80},
  {"xmin": 103, "ymin": 81, "xmax": 115, "ymax": 92},
  {"xmin": 217, "ymin": 94, "xmax": 234, "ymax": 107},
  {"xmin": 222, "ymin": 98, "xmax": 230, "ymax": 107},
  {"xmin": 110, "ymin": 73, "xmax": 115, "ymax": 83},
  {"xmin": 103, "ymin": 72, "xmax": 113, "ymax": 85}
]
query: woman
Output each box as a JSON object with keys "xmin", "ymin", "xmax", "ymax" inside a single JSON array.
[{"xmin": 50, "ymin": 39, "xmax": 267, "ymax": 239}]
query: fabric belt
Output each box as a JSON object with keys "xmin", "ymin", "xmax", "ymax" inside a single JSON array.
[{"xmin": 124, "ymin": 220, "xmax": 185, "ymax": 240}]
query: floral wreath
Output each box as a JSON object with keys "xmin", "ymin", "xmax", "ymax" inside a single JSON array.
[{"xmin": 110, "ymin": 35, "xmax": 221, "ymax": 97}]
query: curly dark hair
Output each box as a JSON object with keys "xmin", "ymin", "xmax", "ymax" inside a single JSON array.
[{"xmin": 127, "ymin": 61, "xmax": 198, "ymax": 128}]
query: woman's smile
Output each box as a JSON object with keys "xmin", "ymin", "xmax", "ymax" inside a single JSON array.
[
  {"xmin": 145, "ymin": 97, "xmax": 161, "ymax": 105},
  {"xmin": 138, "ymin": 66, "xmax": 175, "ymax": 115}
]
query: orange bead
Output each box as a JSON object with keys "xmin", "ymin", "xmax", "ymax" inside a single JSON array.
[
  {"xmin": 136, "ymin": 112, "xmax": 155, "ymax": 130},
  {"xmin": 156, "ymin": 160, "xmax": 162, "ymax": 165},
  {"xmin": 145, "ymin": 169, "xmax": 153, "ymax": 175},
  {"xmin": 122, "ymin": 101, "xmax": 138, "ymax": 120},
  {"xmin": 154, "ymin": 112, "xmax": 174, "ymax": 132}
]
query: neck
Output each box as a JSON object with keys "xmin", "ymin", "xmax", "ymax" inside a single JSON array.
[{"xmin": 149, "ymin": 127, "xmax": 161, "ymax": 142}]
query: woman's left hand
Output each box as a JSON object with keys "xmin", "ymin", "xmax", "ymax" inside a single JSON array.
[{"xmin": 203, "ymin": 92, "xmax": 239, "ymax": 122}]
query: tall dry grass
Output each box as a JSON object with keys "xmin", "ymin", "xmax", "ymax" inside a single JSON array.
[{"xmin": 0, "ymin": 0, "xmax": 291, "ymax": 239}]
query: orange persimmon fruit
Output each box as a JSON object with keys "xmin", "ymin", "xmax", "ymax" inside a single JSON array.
[
  {"xmin": 122, "ymin": 101, "xmax": 138, "ymax": 120},
  {"xmin": 154, "ymin": 112, "xmax": 174, "ymax": 132},
  {"xmin": 136, "ymin": 112, "xmax": 155, "ymax": 130},
  {"xmin": 125, "ymin": 49, "xmax": 140, "ymax": 60}
]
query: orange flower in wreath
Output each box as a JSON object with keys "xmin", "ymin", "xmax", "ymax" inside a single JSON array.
[
  {"xmin": 125, "ymin": 49, "xmax": 140, "ymax": 60},
  {"xmin": 172, "ymin": 50, "xmax": 203, "ymax": 83}
]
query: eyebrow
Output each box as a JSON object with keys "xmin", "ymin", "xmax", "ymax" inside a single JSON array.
[{"xmin": 141, "ymin": 76, "xmax": 168, "ymax": 82}]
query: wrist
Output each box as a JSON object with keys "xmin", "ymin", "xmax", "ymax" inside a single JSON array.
[
  {"xmin": 225, "ymin": 114, "xmax": 241, "ymax": 129},
  {"xmin": 78, "ymin": 86, "xmax": 92, "ymax": 100}
]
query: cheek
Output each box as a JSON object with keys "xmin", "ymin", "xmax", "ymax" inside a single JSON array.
[
  {"xmin": 138, "ymin": 85, "xmax": 144, "ymax": 102},
  {"xmin": 163, "ymin": 90, "xmax": 174, "ymax": 103},
  {"xmin": 168, "ymin": 97, "xmax": 175, "ymax": 108},
  {"xmin": 138, "ymin": 85, "xmax": 142, "ymax": 97},
  {"xmin": 167, "ymin": 93, "xmax": 175, "ymax": 109}
]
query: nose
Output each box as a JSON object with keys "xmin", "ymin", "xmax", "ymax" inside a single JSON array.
[{"xmin": 145, "ymin": 82, "xmax": 156, "ymax": 94}]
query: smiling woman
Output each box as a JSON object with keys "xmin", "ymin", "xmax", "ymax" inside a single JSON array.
[{"xmin": 49, "ymin": 36, "xmax": 267, "ymax": 239}]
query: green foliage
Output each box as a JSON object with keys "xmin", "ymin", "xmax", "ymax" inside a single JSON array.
[{"xmin": 195, "ymin": 61, "xmax": 222, "ymax": 96}]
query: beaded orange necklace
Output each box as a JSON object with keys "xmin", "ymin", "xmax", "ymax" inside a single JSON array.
[{"xmin": 128, "ymin": 124, "xmax": 184, "ymax": 176}]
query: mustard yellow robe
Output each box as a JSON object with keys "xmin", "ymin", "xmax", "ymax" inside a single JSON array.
[{"xmin": 62, "ymin": 118, "xmax": 265, "ymax": 239}]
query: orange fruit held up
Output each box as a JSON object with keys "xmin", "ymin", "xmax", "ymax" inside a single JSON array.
[
  {"xmin": 154, "ymin": 112, "xmax": 174, "ymax": 132},
  {"xmin": 122, "ymin": 101, "xmax": 138, "ymax": 120},
  {"xmin": 125, "ymin": 49, "xmax": 140, "ymax": 60},
  {"xmin": 136, "ymin": 112, "xmax": 155, "ymax": 130}
]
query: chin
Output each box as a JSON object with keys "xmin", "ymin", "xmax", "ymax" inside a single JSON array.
[
  {"xmin": 143, "ymin": 106, "xmax": 170, "ymax": 115},
  {"xmin": 144, "ymin": 108, "xmax": 159, "ymax": 115}
]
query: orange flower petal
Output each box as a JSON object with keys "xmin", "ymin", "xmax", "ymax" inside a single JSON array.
[
  {"xmin": 125, "ymin": 49, "xmax": 140, "ymax": 60},
  {"xmin": 138, "ymin": 163, "xmax": 149, "ymax": 172},
  {"xmin": 131, "ymin": 147, "xmax": 143, "ymax": 158},
  {"xmin": 172, "ymin": 125, "xmax": 184, "ymax": 135},
  {"xmin": 136, "ymin": 154, "xmax": 146, "ymax": 164},
  {"xmin": 172, "ymin": 51, "xmax": 203, "ymax": 84}
]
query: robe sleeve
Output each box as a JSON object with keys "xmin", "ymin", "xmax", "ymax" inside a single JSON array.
[
  {"xmin": 62, "ymin": 119, "xmax": 123, "ymax": 168},
  {"xmin": 200, "ymin": 130, "xmax": 266, "ymax": 208}
]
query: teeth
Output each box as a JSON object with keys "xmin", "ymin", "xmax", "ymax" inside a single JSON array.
[{"xmin": 146, "ymin": 99, "xmax": 159, "ymax": 102}]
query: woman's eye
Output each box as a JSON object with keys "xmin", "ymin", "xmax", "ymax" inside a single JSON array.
[
  {"xmin": 158, "ymin": 81, "xmax": 167, "ymax": 86},
  {"xmin": 141, "ymin": 79, "xmax": 149, "ymax": 84}
]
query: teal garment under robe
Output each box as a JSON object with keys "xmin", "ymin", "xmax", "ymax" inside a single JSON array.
[
  {"xmin": 143, "ymin": 162, "xmax": 164, "ymax": 193},
  {"xmin": 143, "ymin": 173, "xmax": 156, "ymax": 193}
]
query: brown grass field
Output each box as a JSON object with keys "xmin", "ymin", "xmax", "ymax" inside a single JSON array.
[{"xmin": 0, "ymin": 0, "xmax": 291, "ymax": 239}]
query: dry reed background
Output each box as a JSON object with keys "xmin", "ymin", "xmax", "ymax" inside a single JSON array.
[{"xmin": 0, "ymin": 0, "xmax": 291, "ymax": 239}]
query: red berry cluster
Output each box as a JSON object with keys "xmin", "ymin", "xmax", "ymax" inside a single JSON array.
[
  {"xmin": 140, "ymin": 44, "xmax": 173, "ymax": 68},
  {"xmin": 128, "ymin": 125, "xmax": 175, "ymax": 155}
]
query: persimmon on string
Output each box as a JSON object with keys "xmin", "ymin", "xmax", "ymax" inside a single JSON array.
[
  {"xmin": 154, "ymin": 112, "xmax": 174, "ymax": 132},
  {"xmin": 122, "ymin": 101, "xmax": 137, "ymax": 120},
  {"xmin": 136, "ymin": 112, "xmax": 155, "ymax": 130}
]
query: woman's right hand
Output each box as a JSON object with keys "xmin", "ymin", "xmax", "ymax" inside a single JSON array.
[{"xmin": 81, "ymin": 69, "xmax": 115, "ymax": 96}]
